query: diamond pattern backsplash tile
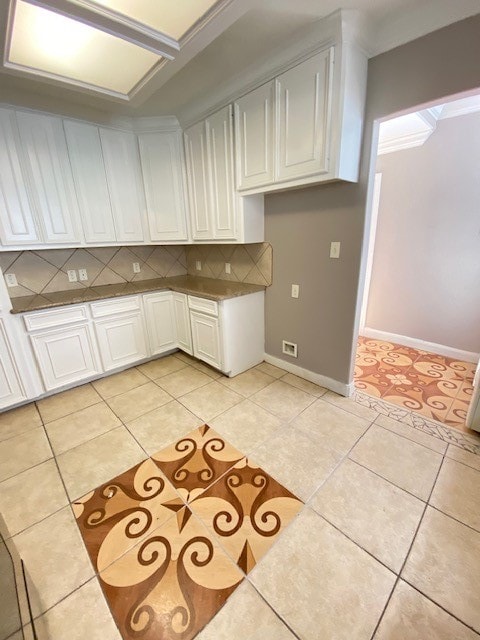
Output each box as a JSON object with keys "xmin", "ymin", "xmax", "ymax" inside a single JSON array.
[
  {"xmin": 186, "ymin": 243, "xmax": 272, "ymax": 286},
  {"xmin": 1, "ymin": 246, "xmax": 188, "ymax": 298}
]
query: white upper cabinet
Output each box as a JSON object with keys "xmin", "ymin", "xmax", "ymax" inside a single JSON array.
[
  {"xmin": 206, "ymin": 106, "xmax": 236, "ymax": 240},
  {"xmin": 184, "ymin": 107, "xmax": 264, "ymax": 243},
  {"xmin": 64, "ymin": 120, "xmax": 116, "ymax": 244},
  {"xmin": 138, "ymin": 131, "xmax": 188, "ymax": 242},
  {"xmin": 184, "ymin": 120, "xmax": 211, "ymax": 240},
  {"xmin": 233, "ymin": 31, "xmax": 367, "ymax": 193},
  {"xmin": 276, "ymin": 49, "xmax": 333, "ymax": 181},
  {"xmin": 234, "ymin": 81, "xmax": 275, "ymax": 190},
  {"xmin": 16, "ymin": 111, "xmax": 82, "ymax": 244},
  {"xmin": 99, "ymin": 128, "xmax": 145, "ymax": 243},
  {"xmin": 0, "ymin": 108, "xmax": 39, "ymax": 246}
]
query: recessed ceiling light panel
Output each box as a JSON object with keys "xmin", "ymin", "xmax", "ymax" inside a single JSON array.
[
  {"xmin": 88, "ymin": 0, "xmax": 220, "ymax": 40},
  {"xmin": 7, "ymin": 0, "xmax": 161, "ymax": 96}
]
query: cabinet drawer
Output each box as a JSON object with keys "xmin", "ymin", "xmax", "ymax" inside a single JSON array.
[
  {"xmin": 23, "ymin": 305, "xmax": 88, "ymax": 331},
  {"xmin": 91, "ymin": 296, "xmax": 140, "ymax": 318},
  {"xmin": 188, "ymin": 295, "xmax": 218, "ymax": 316}
]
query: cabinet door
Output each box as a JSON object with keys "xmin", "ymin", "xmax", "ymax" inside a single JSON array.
[
  {"xmin": 0, "ymin": 109, "xmax": 39, "ymax": 246},
  {"xmin": 143, "ymin": 292, "xmax": 176, "ymax": 356},
  {"xmin": 95, "ymin": 312, "xmax": 148, "ymax": 371},
  {"xmin": 172, "ymin": 292, "xmax": 192, "ymax": 354},
  {"xmin": 16, "ymin": 111, "xmax": 81, "ymax": 244},
  {"xmin": 0, "ymin": 319, "xmax": 25, "ymax": 409},
  {"xmin": 184, "ymin": 121, "xmax": 212, "ymax": 240},
  {"xmin": 31, "ymin": 324, "xmax": 100, "ymax": 391},
  {"xmin": 190, "ymin": 310, "xmax": 221, "ymax": 369},
  {"xmin": 206, "ymin": 105, "xmax": 236, "ymax": 239},
  {"xmin": 100, "ymin": 128, "xmax": 145, "ymax": 243},
  {"xmin": 138, "ymin": 131, "xmax": 188, "ymax": 242},
  {"xmin": 276, "ymin": 48, "xmax": 334, "ymax": 181},
  {"xmin": 234, "ymin": 82, "xmax": 275, "ymax": 190},
  {"xmin": 64, "ymin": 120, "xmax": 116, "ymax": 244}
]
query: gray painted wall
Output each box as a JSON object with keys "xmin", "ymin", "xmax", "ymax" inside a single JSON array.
[
  {"xmin": 265, "ymin": 14, "xmax": 480, "ymax": 386},
  {"xmin": 366, "ymin": 112, "xmax": 480, "ymax": 353}
]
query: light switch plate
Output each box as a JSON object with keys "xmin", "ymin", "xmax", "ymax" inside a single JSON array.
[
  {"xmin": 291, "ymin": 284, "xmax": 299, "ymax": 298},
  {"xmin": 67, "ymin": 270, "xmax": 77, "ymax": 282},
  {"xmin": 225, "ymin": 262, "xmax": 231, "ymax": 274},
  {"xmin": 133, "ymin": 262, "xmax": 140, "ymax": 274},
  {"xmin": 330, "ymin": 242, "xmax": 341, "ymax": 258},
  {"xmin": 196, "ymin": 260, "xmax": 202, "ymax": 271},
  {"xmin": 5, "ymin": 273, "xmax": 17, "ymax": 287}
]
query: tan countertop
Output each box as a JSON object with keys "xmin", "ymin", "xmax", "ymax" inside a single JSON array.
[{"xmin": 10, "ymin": 276, "xmax": 266, "ymax": 314}]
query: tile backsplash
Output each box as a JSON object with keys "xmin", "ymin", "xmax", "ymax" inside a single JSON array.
[
  {"xmin": 0, "ymin": 243, "xmax": 272, "ymax": 298},
  {"xmin": 0, "ymin": 246, "xmax": 187, "ymax": 298},
  {"xmin": 186, "ymin": 243, "xmax": 272, "ymax": 286}
]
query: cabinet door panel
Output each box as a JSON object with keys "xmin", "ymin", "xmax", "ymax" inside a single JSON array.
[
  {"xmin": 64, "ymin": 120, "xmax": 116, "ymax": 244},
  {"xmin": 276, "ymin": 48, "xmax": 333, "ymax": 180},
  {"xmin": 144, "ymin": 292, "xmax": 176, "ymax": 356},
  {"xmin": 207, "ymin": 106, "xmax": 236, "ymax": 239},
  {"xmin": 31, "ymin": 324, "xmax": 100, "ymax": 391},
  {"xmin": 95, "ymin": 313, "xmax": 148, "ymax": 371},
  {"xmin": 190, "ymin": 311, "xmax": 221, "ymax": 369},
  {"xmin": 16, "ymin": 112, "xmax": 81, "ymax": 243},
  {"xmin": 184, "ymin": 122, "xmax": 211, "ymax": 240},
  {"xmin": 0, "ymin": 319, "xmax": 25, "ymax": 408},
  {"xmin": 138, "ymin": 132, "xmax": 188, "ymax": 242},
  {"xmin": 234, "ymin": 82, "xmax": 275, "ymax": 190},
  {"xmin": 173, "ymin": 293, "xmax": 192, "ymax": 354},
  {"xmin": 0, "ymin": 109, "xmax": 39, "ymax": 245},
  {"xmin": 100, "ymin": 128, "xmax": 145, "ymax": 242}
]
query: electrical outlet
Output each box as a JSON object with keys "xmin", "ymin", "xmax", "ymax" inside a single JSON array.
[
  {"xmin": 67, "ymin": 270, "xmax": 77, "ymax": 282},
  {"xmin": 5, "ymin": 273, "xmax": 17, "ymax": 287},
  {"xmin": 133, "ymin": 262, "xmax": 140, "ymax": 274},
  {"xmin": 330, "ymin": 241, "xmax": 341, "ymax": 259},
  {"xmin": 225, "ymin": 262, "xmax": 231, "ymax": 274},
  {"xmin": 79, "ymin": 269, "xmax": 88, "ymax": 281},
  {"xmin": 196, "ymin": 260, "xmax": 202, "ymax": 271},
  {"xmin": 291, "ymin": 284, "xmax": 299, "ymax": 298}
]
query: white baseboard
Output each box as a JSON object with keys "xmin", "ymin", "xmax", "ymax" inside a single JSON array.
[
  {"xmin": 362, "ymin": 327, "xmax": 479, "ymax": 364},
  {"xmin": 264, "ymin": 353, "xmax": 354, "ymax": 397}
]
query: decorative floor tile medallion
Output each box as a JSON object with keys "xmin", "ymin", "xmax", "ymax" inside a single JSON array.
[
  {"xmin": 73, "ymin": 425, "xmax": 304, "ymax": 639},
  {"xmin": 151, "ymin": 425, "xmax": 245, "ymax": 502},
  {"xmin": 190, "ymin": 458, "xmax": 303, "ymax": 573}
]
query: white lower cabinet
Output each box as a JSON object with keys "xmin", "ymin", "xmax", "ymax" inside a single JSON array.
[
  {"xmin": 190, "ymin": 311, "xmax": 221, "ymax": 369},
  {"xmin": 173, "ymin": 292, "xmax": 193, "ymax": 355},
  {"xmin": 143, "ymin": 292, "xmax": 177, "ymax": 356},
  {"xmin": 0, "ymin": 318, "xmax": 26, "ymax": 408},
  {"xmin": 12, "ymin": 288, "xmax": 265, "ymax": 409},
  {"xmin": 30, "ymin": 323, "xmax": 100, "ymax": 391},
  {"xmin": 92, "ymin": 297, "xmax": 148, "ymax": 371}
]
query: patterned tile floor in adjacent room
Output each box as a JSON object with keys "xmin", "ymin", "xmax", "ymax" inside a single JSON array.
[
  {"xmin": 1, "ymin": 351, "xmax": 480, "ymax": 640},
  {"xmin": 355, "ymin": 336, "xmax": 477, "ymax": 431}
]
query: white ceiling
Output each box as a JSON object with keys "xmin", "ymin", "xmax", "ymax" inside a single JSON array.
[{"xmin": 0, "ymin": 0, "xmax": 479, "ymax": 119}]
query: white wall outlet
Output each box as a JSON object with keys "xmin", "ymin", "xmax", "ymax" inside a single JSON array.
[
  {"xmin": 133, "ymin": 262, "xmax": 141, "ymax": 274},
  {"xmin": 5, "ymin": 273, "xmax": 17, "ymax": 287},
  {"xmin": 78, "ymin": 269, "xmax": 88, "ymax": 281},
  {"xmin": 330, "ymin": 241, "xmax": 341, "ymax": 258},
  {"xmin": 225, "ymin": 262, "xmax": 231, "ymax": 274},
  {"xmin": 291, "ymin": 284, "xmax": 299, "ymax": 298},
  {"xmin": 282, "ymin": 340, "xmax": 298, "ymax": 358},
  {"xmin": 67, "ymin": 270, "xmax": 77, "ymax": 282},
  {"xmin": 196, "ymin": 260, "xmax": 202, "ymax": 271}
]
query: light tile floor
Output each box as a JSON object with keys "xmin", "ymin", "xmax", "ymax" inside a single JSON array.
[{"xmin": 1, "ymin": 352, "xmax": 480, "ymax": 639}]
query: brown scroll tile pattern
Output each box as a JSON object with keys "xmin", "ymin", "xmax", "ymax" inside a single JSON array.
[
  {"xmin": 74, "ymin": 425, "xmax": 304, "ymax": 640},
  {"xmin": 189, "ymin": 458, "xmax": 303, "ymax": 573},
  {"xmin": 355, "ymin": 336, "xmax": 476, "ymax": 431}
]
